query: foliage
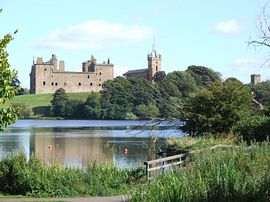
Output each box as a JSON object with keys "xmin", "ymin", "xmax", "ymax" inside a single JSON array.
[
  {"xmin": 182, "ymin": 78, "xmax": 253, "ymax": 136},
  {"xmin": 186, "ymin": 65, "xmax": 221, "ymax": 87},
  {"xmin": 248, "ymin": 81, "xmax": 270, "ymax": 108},
  {"xmin": 0, "ymin": 152, "xmax": 144, "ymax": 197},
  {"xmin": 83, "ymin": 92, "xmax": 101, "ymax": 119},
  {"xmin": 101, "ymin": 77, "xmax": 134, "ymax": 119},
  {"xmin": 135, "ymin": 104, "xmax": 160, "ymax": 119},
  {"xmin": 64, "ymin": 99, "xmax": 84, "ymax": 119},
  {"xmin": 165, "ymin": 135, "xmax": 237, "ymax": 151},
  {"xmin": 11, "ymin": 103, "xmax": 33, "ymax": 119},
  {"xmin": 153, "ymin": 71, "xmax": 166, "ymax": 82},
  {"xmin": 0, "ymin": 10, "xmax": 19, "ymax": 129},
  {"xmin": 131, "ymin": 141, "xmax": 270, "ymax": 202},
  {"xmin": 234, "ymin": 115, "xmax": 270, "ymax": 141},
  {"xmin": 50, "ymin": 88, "xmax": 68, "ymax": 117}
]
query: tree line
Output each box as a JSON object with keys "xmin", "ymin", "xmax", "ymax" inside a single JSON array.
[{"xmin": 50, "ymin": 64, "xmax": 270, "ymax": 141}]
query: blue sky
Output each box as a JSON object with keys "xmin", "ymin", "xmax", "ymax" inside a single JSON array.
[{"xmin": 1, "ymin": 0, "xmax": 269, "ymax": 88}]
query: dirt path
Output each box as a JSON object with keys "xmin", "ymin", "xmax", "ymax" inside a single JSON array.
[{"xmin": 0, "ymin": 195, "xmax": 128, "ymax": 202}]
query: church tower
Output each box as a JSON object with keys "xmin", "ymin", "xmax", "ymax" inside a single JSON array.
[{"xmin": 147, "ymin": 44, "xmax": 162, "ymax": 81}]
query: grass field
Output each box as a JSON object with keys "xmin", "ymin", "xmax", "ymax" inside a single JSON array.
[{"xmin": 8, "ymin": 92, "xmax": 90, "ymax": 108}]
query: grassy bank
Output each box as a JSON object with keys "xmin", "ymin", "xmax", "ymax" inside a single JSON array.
[
  {"xmin": 5, "ymin": 93, "xmax": 90, "ymax": 118},
  {"xmin": 0, "ymin": 153, "xmax": 144, "ymax": 197},
  {"xmin": 10, "ymin": 93, "xmax": 90, "ymax": 108},
  {"xmin": 130, "ymin": 141, "xmax": 270, "ymax": 201}
]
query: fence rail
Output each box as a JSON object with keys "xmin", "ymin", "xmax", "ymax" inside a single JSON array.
[{"xmin": 144, "ymin": 153, "xmax": 188, "ymax": 179}]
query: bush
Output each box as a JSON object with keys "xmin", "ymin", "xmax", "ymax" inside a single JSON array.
[
  {"xmin": 234, "ymin": 115, "xmax": 270, "ymax": 141},
  {"xmin": 11, "ymin": 103, "xmax": 33, "ymax": 119}
]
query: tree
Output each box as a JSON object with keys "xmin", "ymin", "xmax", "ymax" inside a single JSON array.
[
  {"xmin": 83, "ymin": 92, "xmax": 101, "ymax": 119},
  {"xmin": 182, "ymin": 78, "xmax": 253, "ymax": 136},
  {"xmin": 101, "ymin": 77, "xmax": 133, "ymax": 119},
  {"xmin": 51, "ymin": 88, "xmax": 68, "ymax": 117},
  {"xmin": 153, "ymin": 71, "xmax": 166, "ymax": 82},
  {"xmin": 186, "ymin": 65, "xmax": 221, "ymax": 87},
  {"xmin": 0, "ymin": 9, "xmax": 19, "ymax": 130},
  {"xmin": 248, "ymin": 1, "xmax": 270, "ymax": 52}
]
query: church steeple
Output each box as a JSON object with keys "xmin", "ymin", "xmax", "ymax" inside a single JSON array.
[{"xmin": 147, "ymin": 43, "xmax": 162, "ymax": 81}]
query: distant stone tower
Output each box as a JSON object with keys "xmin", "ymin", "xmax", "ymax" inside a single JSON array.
[
  {"xmin": 251, "ymin": 74, "xmax": 261, "ymax": 85},
  {"xmin": 147, "ymin": 44, "xmax": 162, "ymax": 81}
]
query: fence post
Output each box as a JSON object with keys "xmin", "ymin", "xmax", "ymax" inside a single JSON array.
[{"xmin": 144, "ymin": 162, "xmax": 149, "ymax": 180}]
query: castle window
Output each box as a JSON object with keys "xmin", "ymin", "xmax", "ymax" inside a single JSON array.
[
  {"xmin": 51, "ymin": 75, "xmax": 53, "ymax": 78},
  {"xmin": 79, "ymin": 82, "xmax": 81, "ymax": 86},
  {"xmin": 64, "ymin": 83, "xmax": 67, "ymax": 86},
  {"xmin": 55, "ymin": 82, "xmax": 58, "ymax": 86},
  {"xmin": 51, "ymin": 82, "xmax": 54, "ymax": 86},
  {"xmin": 99, "ymin": 72, "xmax": 102, "ymax": 75},
  {"xmin": 43, "ymin": 81, "xmax": 46, "ymax": 85},
  {"xmin": 45, "ymin": 68, "xmax": 47, "ymax": 71},
  {"xmin": 90, "ymin": 83, "xmax": 93, "ymax": 86},
  {"xmin": 99, "ymin": 84, "xmax": 101, "ymax": 86},
  {"xmin": 87, "ymin": 75, "xmax": 90, "ymax": 79},
  {"xmin": 156, "ymin": 66, "xmax": 158, "ymax": 71},
  {"xmin": 99, "ymin": 78, "xmax": 101, "ymax": 81}
]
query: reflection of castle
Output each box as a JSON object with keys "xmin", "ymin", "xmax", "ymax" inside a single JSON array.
[
  {"xmin": 123, "ymin": 45, "xmax": 162, "ymax": 81},
  {"xmin": 32, "ymin": 131, "xmax": 112, "ymax": 168},
  {"xmin": 30, "ymin": 55, "xmax": 114, "ymax": 94}
]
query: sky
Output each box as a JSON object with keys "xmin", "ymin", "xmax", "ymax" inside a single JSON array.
[{"xmin": 1, "ymin": 0, "xmax": 270, "ymax": 88}]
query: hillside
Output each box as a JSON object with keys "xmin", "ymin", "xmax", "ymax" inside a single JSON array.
[
  {"xmin": 7, "ymin": 92, "xmax": 90, "ymax": 117},
  {"xmin": 10, "ymin": 92, "xmax": 90, "ymax": 108}
]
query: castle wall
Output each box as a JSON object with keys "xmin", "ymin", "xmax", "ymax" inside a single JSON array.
[{"xmin": 30, "ymin": 55, "xmax": 114, "ymax": 94}]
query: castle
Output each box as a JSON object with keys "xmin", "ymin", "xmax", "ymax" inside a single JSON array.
[
  {"xmin": 30, "ymin": 46, "xmax": 162, "ymax": 94},
  {"xmin": 30, "ymin": 54, "xmax": 114, "ymax": 94},
  {"xmin": 123, "ymin": 45, "xmax": 162, "ymax": 81}
]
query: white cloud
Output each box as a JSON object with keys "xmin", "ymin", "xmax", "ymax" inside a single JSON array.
[
  {"xmin": 232, "ymin": 58, "xmax": 263, "ymax": 69},
  {"xmin": 214, "ymin": 19, "xmax": 241, "ymax": 35},
  {"xmin": 32, "ymin": 21, "xmax": 153, "ymax": 50}
]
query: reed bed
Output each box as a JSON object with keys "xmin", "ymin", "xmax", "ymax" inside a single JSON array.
[
  {"xmin": 0, "ymin": 153, "xmax": 144, "ymax": 197},
  {"xmin": 130, "ymin": 141, "xmax": 270, "ymax": 202}
]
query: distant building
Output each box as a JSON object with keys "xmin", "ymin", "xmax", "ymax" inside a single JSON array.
[
  {"xmin": 30, "ymin": 54, "xmax": 114, "ymax": 94},
  {"xmin": 251, "ymin": 74, "xmax": 261, "ymax": 85},
  {"xmin": 123, "ymin": 45, "xmax": 162, "ymax": 81}
]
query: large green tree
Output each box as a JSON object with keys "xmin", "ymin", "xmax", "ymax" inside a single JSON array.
[
  {"xmin": 186, "ymin": 65, "xmax": 221, "ymax": 87},
  {"xmin": 84, "ymin": 92, "xmax": 101, "ymax": 119},
  {"xmin": 0, "ymin": 10, "xmax": 19, "ymax": 129},
  {"xmin": 51, "ymin": 88, "xmax": 68, "ymax": 117},
  {"xmin": 182, "ymin": 78, "xmax": 253, "ymax": 136}
]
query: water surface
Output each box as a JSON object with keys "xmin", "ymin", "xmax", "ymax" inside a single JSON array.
[{"xmin": 0, "ymin": 120, "xmax": 183, "ymax": 168}]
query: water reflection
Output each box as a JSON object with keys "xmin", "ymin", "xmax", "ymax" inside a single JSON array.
[{"xmin": 0, "ymin": 120, "xmax": 183, "ymax": 168}]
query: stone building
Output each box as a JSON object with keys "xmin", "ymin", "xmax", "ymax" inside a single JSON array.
[
  {"xmin": 123, "ymin": 46, "xmax": 162, "ymax": 81},
  {"xmin": 251, "ymin": 74, "xmax": 261, "ymax": 85},
  {"xmin": 30, "ymin": 54, "xmax": 114, "ymax": 94}
]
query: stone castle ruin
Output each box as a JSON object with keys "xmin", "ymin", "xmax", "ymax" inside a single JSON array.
[
  {"xmin": 30, "ymin": 54, "xmax": 114, "ymax": 94},
  {"xmin": 30, "ymin": 46, "xmax": 162, "ymax": 94}
]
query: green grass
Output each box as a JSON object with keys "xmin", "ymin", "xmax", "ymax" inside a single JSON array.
[
  {"xmin": 165, "ymin": 135, "xmax": 237, "ymax": 151},
  {"xmin": 8, "ymin": 92, "xmax": 90, "ymax": 108},
  {"xmin": 0, "ymin": 152, "xmax": 144, "ymax": 197},
  {"xmin": 130, "ymin": 141, "xmax": 270, "ymax": 202}
]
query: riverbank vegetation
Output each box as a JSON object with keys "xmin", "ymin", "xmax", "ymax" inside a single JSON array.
[
  {"xmin": 0, "ymin": 152, "xmax": 144, "ymax": 197},
  {"xmin": 131, "ymin": 141, "xmax": 270, "ymax": 202}
]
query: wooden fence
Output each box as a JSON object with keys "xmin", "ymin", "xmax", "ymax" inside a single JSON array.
[{"xmin": 144, "ymin": 153, "xmax": 188, "ymax": 179}]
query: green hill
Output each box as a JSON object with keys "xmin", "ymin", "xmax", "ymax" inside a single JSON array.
[
  {"xmin": 11, "ymin": 92, "xmax": 90, "ymax": 108},
  {"xmin": 8, "ymin": 92, "xmax": 90, "ymax": 117}
]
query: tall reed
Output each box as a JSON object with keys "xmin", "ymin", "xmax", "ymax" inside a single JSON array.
[
  {"xmin": 0, "ymin": 152, "xmax": 144, "ymax": 197},
  {"xmin": 131, "ymin": 141, "xmax": 270, "ymax": 201}
]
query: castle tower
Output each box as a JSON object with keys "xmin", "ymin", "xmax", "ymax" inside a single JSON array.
[
  {"xmin": 147, "ymin": 44, "xmax": 162, "ymax": 81},
  {"xmin": 251, "ymin": 74, "xmax": 261, "ymax": 85}
]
